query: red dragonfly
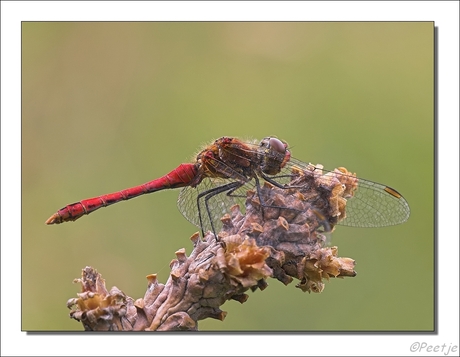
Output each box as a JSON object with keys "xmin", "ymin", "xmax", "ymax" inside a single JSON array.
[{"xmin": 46, "ymin": 137, "xmax": 410, "ymax": 235}]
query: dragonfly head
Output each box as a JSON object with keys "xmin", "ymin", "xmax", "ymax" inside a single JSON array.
[{"xmin": 259, "ymin": 137, "xmax": 291, "ymax": 175}]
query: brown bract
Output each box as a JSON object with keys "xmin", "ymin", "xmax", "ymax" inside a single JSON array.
[{"xmin": 67, "ymin": 165, "xmax": 357, "ymax": 331}]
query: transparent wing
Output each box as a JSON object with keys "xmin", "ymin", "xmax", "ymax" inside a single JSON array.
[
  {"xmin": 176, "ymin": 138, "xmax": 410, "ymax": 232},
  {"xmin": 338, "ymin": 180, "xmax": 410, "ymax": 227},
  {"xmin": 283, "ymin": 158, "xmax": 410, "ymax": 228},
  {"xmin": 178, "ymin": 167, "xmax": 410, "ymax": 231},
  {"xmin": 177, "ymin": 177, "xmax": 254, "ymax": 233}
]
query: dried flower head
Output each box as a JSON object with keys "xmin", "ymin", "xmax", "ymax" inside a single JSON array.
[{"xmin": 67, "ymin": 164, "xmax": 356, "ymax": 330}]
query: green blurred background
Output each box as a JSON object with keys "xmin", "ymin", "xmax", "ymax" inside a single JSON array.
[{"xmin": 22, "ymin": 22, "xmax": 433, "ymax": 331}]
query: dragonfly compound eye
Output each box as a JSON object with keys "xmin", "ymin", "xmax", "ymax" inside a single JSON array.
[
  {"xmin": 268, "ymin": 137, "xmax": 286, "ymax": 155},
  {"xmin": 257, "ymin": 137, "xmax": 290, "ymax": 176}
]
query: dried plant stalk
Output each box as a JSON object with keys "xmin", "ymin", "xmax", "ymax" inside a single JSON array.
[{"xmin": 67, "ymin": 164, "xmax": 357, "ymax": 331}]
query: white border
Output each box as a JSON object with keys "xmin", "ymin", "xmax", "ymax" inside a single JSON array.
[{"xmin": 2, "ymin": 1, "xmax": 459, "ymax": 356}]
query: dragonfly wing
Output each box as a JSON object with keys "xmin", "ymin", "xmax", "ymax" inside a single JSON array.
[
  {"xmin": 339, "ymin": 179, "xmax": 410, "ymax": 227},
  {"xmin": 281, "ymin": 159, "xmax": 410, "ymax": 228},
  {"xmin": 177, "ymin": 178, "xmax": 250, "ymax": 232},
  {"xmin": 178, "ymin": 159, "xmax": 411, "ymax": 230},
  {"xmin": 177, "ymin": 185, "xmax": 201, "ymax": 228}
]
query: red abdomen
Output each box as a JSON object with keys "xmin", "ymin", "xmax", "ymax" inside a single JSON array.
[{"xmin": 45, "ymin": 163, "xmax": 198, "ymax": 224}]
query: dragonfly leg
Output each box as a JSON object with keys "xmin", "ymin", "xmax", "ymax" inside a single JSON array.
[
  {"xmin": 196, "ymin": 181, "xmax": 244, "ymax": 240},
  {"xmin": 252, "ymin": 175, "xmax": 267, "ymax": 219},
  {"xmin": 259, "ymin": 172, "xmax": 291, "ymax": 189}
]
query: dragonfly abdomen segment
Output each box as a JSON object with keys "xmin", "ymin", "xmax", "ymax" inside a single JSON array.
[{"xmin": 45, "ymin": 163, "xmax": 199, "ymax": 224}]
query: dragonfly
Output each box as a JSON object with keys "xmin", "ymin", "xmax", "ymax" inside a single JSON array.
[{"xmin": 45, "ymin": 136, "xmax": 410, "ymax": 236}]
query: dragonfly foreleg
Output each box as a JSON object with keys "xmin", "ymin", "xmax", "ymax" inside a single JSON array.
[{"xmin": 259, "ymin": 172, "xmax": 293, "ymax": 188}]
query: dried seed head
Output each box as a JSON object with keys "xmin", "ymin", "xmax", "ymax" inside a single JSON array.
[
  {"xmin": 68, "ymin": 267, "xmax": 136, "ymax": 331},
  {"xmin": 67, "ymin": 164, "xmax": 358, "ymax": 331},
  {"xmin": 220, "ymin": 164, "xmax": 357, "ymax": 293},
  {"xmin": 222, "ymin": 235, "xmax": 272, "ymax": 288}
]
